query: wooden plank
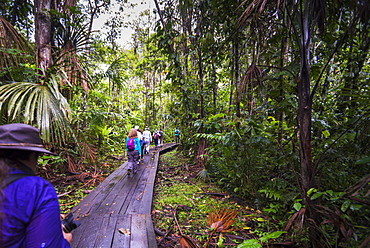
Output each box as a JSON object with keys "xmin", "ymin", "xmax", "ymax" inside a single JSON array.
[
  {"xmin": 116, "ymin": 165, "xmax": 151, "ymax": 215},
  {"xmin": 105, "ymin": 165, "xmax": 149, "ymax": 215},
  {"xmin": 71, "ymin": 215, "xmax": 102, "ymax": 248},
  {"xmin": 80, "ymin": 171, "xmax": 131, "ymax": 216},
  {"xmin": 74, "ymin": 182, "xmax": 119, "ymax": 216},
  {"xmin": 95, "ymin": 178, "xmax": 136, "ymax": 215},
  {"xmin": 72, "ymin": 164, "xmax": 129, "ymax": 217},
  {"xmin": 137, "ymin": 153, "xmax": 158, "ymax": 214},
  {"xmin": 92, "ymin": 215, "xmax": 117, "ymax": 248},
  {"xmin": 130, "ymin": 214, "xmax": 147, "ymax": 248},
  {"xmin": 146, "ymin": 214, "xmax": 158, "ymax": 248},
  {"xmin": 134, "ymin": 166, "xmax": 157, "ymax": 214},
  {"xmin": 124, "ymin": 174, "xmax": 150, "ymax": 214},
  {"xmin": 73, "ymin": 163, "xmax": 127, "ymax": 206},
  {"xmin": 111, "ymin": 214, "xmax": 132, "ymax": 248},
  {"xmin": 139, "ymin": 181, "xmax": 155, "ymax": 214}
]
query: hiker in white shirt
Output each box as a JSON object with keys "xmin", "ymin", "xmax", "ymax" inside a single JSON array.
[{"xmin": 142, "ymin": 127, "xmax": 152, "ymax": 154}]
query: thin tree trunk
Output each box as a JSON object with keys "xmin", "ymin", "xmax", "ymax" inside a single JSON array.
[
  {"xmin": 212, "ymin": 61, "xmax": 217, "ymax": 115},
  {"xmin": 297, "ymin": 0, "xmax": 320, "ymax": 246},
  {"xmin": 277, "ymin": 14, "xmax": 290, "ymax": 143},
  {"xmin": 197, "ymin": 16, "xmax": 204, "ymax": 119},
  {"xmin": 231, "ymin": 36, "xmax": 240, "ymax": 116},
  {"xmin": 34, "ymin": 0, "xmax": 52, "ymax": 83}
]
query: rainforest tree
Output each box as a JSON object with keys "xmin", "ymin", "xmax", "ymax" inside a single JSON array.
[
  {"xmin": 1, "ymin": 0, "xmax": 369, "ymax": 245},
  {"xmin": 154, "ymin": 0, "xmax": 369, "ymax": 246}
]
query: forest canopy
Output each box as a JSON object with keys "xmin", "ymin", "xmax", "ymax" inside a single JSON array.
[{"xmin": 0, "ymin": 0, "xmax": 369, "ymax": 246}]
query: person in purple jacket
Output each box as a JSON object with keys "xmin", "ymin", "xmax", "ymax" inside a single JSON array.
[{"xmin": 0, "ymin": 123, "xmax": 72, "ymax": 248}]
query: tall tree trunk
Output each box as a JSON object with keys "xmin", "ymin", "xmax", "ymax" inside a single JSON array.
[
  {"xmin": 196, "ymin": 17, "xmax": 204, "ymax": 119},
  {"xmin": 154, "ymin": 0, "xmax": 190, "ymax": 118},
  {"xmin": 231, "ymin": 36, "xmax": 240, "ymax": 116},
  {"xmin": 34, "ymin": 0, "xmax": 52, "ymax": 83},
  {"xmin": 277, "ymin": 13, "xmax": 290, "ymax": 143},
  {"xmin": 297, "ymin": 0, "xmax": 320, "ymax": 246},
  {"xmin": 212, "ymin": 61, "xmax": 217, "ymax": 115}
]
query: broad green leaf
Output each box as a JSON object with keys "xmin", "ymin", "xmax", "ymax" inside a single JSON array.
[
  {"xmin": 237, "ymin": 239, "xmax": 262, "ymax": 248},
  {"xmin": 260, "ymin": 231, "xmax": 287, "ymax": 243},
  {"xmin": 293, "ymin": 202, "xmax": 302, "ymax": 211},
  {"xmin": 310, "ymin": 192, "xmax": 324, "ymax": 200}
]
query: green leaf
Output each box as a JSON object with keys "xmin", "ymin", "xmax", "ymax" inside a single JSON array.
[
  {"xmin": 322, "ymin": 130, "xmax": 330, "ymax": 138},
  {"xmin": 293, "ymin": 202, "xmax": 302, "ymax": 211},
  {"xmin": 237, "ymin": 239, "xmax": 262, "ymax": 248},
  {"xmin": 310, "ymin": 192, "xmax": 324, "ymax": 200},
  {"xmin": 307, "ymin": 188, "xmax": 317, "ymax": 197},
  {"xmin": 354, "ymin": 157, "xmax": 370, "ymax": 165},
  {"xmin": 260, "ymin": 231, "xmax": 287, "ymax": 243}
]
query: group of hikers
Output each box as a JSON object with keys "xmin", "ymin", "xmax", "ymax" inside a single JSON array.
[
  {"xmin": 125, "ymin": 126, "xmax": 180, "ymax": 175},
  {"xmin": 0, "ymin": 123, "xmax": 181, "ymax": 246}
]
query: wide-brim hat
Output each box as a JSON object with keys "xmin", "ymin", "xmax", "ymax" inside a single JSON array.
[{"xmin": 0, "ymin": 123, "xmax": 56, "ymax": 155}]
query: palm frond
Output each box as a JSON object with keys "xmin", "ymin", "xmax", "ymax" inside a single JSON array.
[
  {"xmin": 0, "ymin": 16, "xmax": 34, "ymax": 81},
  {"xmin": 0, "ymin": 76, "xmax": 73, "ymax": 146},
  {"xmin": 237, "ymin": 0, "xmax": 269, "ymax": 26},
  {"xmin": 207, "ymin": 208, "xmax": 238, "ymax": 231},
  {"xmin": 52, "ymin": 13, "xmax": 90, "ymax": 93}
]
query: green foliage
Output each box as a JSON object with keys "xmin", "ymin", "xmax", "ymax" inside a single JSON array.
[
  {"xmin": 0, "ymin": 78, "xmax": 72, "ymax": 145},
  {"xmin": 237, "ymin": 231, "xmax": 286, "ymax": 248},
  {"xmin": 154, "ymin": 151, "xmax": 245, "ymax": 239},
  {"xmin": 194, "ymin": 114, "xmax": 286, "ymax": 201},
  {"xmin": 0, "ymin": 48, "xmax": 35, "ymax": 82},
  {"xmin": 153, "ymin": 150, "xmax": 277, "ymax": 246},
  {"xmin": 237, "ymin": 239, "xmax": 262, "ymax": 248},
  {"xmin": 1, "ymin": 0, "xmax": 369, "ymax": 246}
]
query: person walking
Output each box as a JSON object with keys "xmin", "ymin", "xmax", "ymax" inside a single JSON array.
[
  {"xmin": 126, "ymin": 128, "xmax": 141, "ymax": 175},
  {"xmin": 153, "ymin": 130, "xmax": 160, "ymax": 149},
  {"xmin": 174, "ymin": 128, "xmax": 181, "ymax": 143},
  {"xmin": 142, "ymin": 127, "xmax": 152, "ymax": 154},
  {"xmin": 135, "ymin": 126, "xmax": 145, "ymax": 160},
  {"xmin": 0, "ymin": 123, "xmax": 72, "ymax": 247},
  {"xmin": 135, "ymin": 125, "xmax": 142, "ymax": 140},
  {"xmin": 159, "ymin": 129, "xmax": 164, "ymax": 146}
]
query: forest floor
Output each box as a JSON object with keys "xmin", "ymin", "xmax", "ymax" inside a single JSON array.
[
  {"xmin": 151, "ymin": 150, "xmax": 290, "ymax": 248},
  {"xmin": 43, "ymin": 148, "xmax": 290, "ymax": 247}
]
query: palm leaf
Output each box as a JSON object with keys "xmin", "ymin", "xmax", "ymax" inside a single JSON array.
[
  {"xmin": 237, "ymin": 0, "xmax": 269, "ymax": 26},
  {"xmin": 53, "ymin": 13, "xmax": 90, "ymax": 93},
  {"xmin": 0, "ymin": 16, "xmax": 34, "ymax": 81},
  {"xmin": 0, "ymin": 76, "xmax": 72, "ymax": 146}
]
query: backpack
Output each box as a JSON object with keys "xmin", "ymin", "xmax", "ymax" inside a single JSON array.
[
  {"xmin": 153, "ymin": 133, "xmax": 159, "ymax": 139},
  {"xmin": 127, "ymin": 138, "xmax": 135, "ymax": 150}
]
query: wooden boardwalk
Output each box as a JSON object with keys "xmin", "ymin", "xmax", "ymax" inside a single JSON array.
[{"xmin": 70, "ymin": 144, "xmax": 176, "ymax": 248}]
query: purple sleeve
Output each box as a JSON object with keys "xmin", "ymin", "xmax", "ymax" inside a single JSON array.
[
  {"xmin": 2, "ymin": 176, "xmax": 71, "ymax": 248},
  {"xmin": 25, "ymin": 179, "xmax": 71, "ymax": 248}
]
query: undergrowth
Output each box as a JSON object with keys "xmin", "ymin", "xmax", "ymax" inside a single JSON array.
[
  {"xmin": 152, "ymin": 150, "xmax": 285, "ymax": 248},
  {"xmin": 41, "ymin": 155, "xmax": 123, "ymax": 213}
]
